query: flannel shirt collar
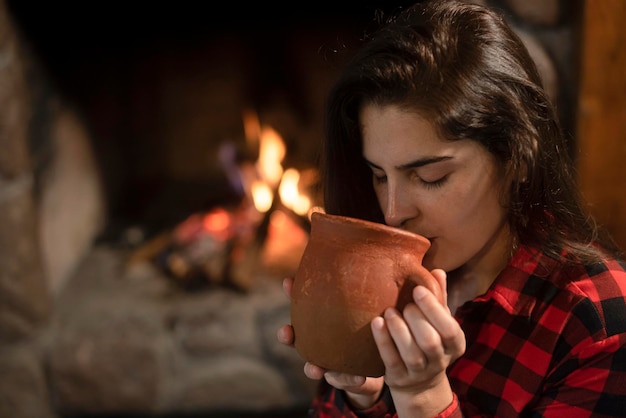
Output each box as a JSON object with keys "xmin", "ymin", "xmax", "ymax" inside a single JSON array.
[{"xmin": 466, "ymin": 245, "xmax": 560, "ymax": 318}]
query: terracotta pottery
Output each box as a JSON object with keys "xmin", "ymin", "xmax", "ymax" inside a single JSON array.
[{"xmin": 290, "ymin": 211, "xmax": 443, "ymax": 377}]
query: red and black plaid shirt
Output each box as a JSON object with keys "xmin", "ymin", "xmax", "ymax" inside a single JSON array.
[{"xmin": 307, "ymin": 245, "xmax": 626, "ymax": 417}]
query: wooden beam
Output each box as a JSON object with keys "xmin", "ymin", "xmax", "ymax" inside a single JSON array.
[{"xmin": 576, "ymin": 0, "xmax": 626, "ymax": 251}]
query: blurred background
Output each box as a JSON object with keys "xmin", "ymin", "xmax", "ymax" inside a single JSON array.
[{"xmin": 0, "ymin": 1, "xmax": 624, "ymax": 417}]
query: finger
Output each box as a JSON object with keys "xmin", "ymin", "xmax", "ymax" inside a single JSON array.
[
  {"xmin": 413, "ymin": 285, "xmax": 465, "ymax": 357},
  {"xmin": 371, "ymin": 315, "xmax": 403, "ymax": 371},
  {"xmin": 304, "ymin": 362, "xmax": 326, "ymax": 380},
  {"xmin": 429, "ymin": 268, "xmax": 448, "ymax": 306},
  {"xmin": 276, "ymin": 324, "xmax": 294, "ymax": 346},
  {"xmin": 403, "ymin": 302, "xmax": 444, "ymax": 364},
  {"xmin": 324, "ymin": 371, "xmax": 366, "ymax": 389},
  {"xmin": 323, "ymin": 373, "xmax": 384, "ymax": 409},
  {"xmin": 374, "ymin": 309, "xmax": 422, "ymax": 373},
  {"xmin": 283, "ymin": 277, "xmax": 294, "ymax": 299},
  {"xmin": 388, "ymin": 302, "xmax": 438, "ymax": 373}
]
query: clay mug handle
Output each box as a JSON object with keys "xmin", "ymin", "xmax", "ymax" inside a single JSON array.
[{"xmin": 395, "ymin": 253, "xmax": 445, "ymax": 312}]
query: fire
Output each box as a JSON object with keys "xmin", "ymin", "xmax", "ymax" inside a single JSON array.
[
  {"xmin": 250, "ymin": 125, "xmax": 286, "ymax": 213},
  {"xmin": 243, "ymin": 113, "xmax": 313, "ymax": 217},
  {"xmin": 251, "ymin": 180, "xmax": 273, "ymax": 213},
  {"xmin": 202, "ymin": 209, "xmax": 232, "ymax": 239},
  {"xmin": 138, "ymin": 110, "xmax": 320, "ymax": 290},
  {"xmin": 279, "ymin": 168, "xmax": 311, "ymax": 216},
  {"xmin": 256, "ymin": 126, "xmax": 286, "ymax": 188}
]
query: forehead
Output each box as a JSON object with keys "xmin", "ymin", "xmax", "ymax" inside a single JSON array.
[
  {"xmin": 359, "ymin": 103, "xmax": 500, "ymax": 173},
  {"xmin": 360, "ymin": 104, "xmax": 456, "ymax": 158}
]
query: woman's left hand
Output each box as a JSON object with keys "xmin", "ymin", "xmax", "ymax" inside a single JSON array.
[{"xmin": 371, "ymin": 268, "xmax": 466, "ymax": 415}]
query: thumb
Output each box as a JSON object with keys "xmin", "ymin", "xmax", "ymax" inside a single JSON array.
[{"xmin": 430, "ymin": 268, "xmax": 448, "ymax": 306}]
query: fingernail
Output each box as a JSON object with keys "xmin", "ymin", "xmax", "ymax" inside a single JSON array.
[
  {"xmin": 371, "ymin": 316, "xmax": 384, "ymax": 330},
  {"xmin": 414, "ymin": 285, "xmax": 427, "ymax": 300},
  {"xmin": 384, "ymin": 308, "xmax": 399, "ymax": 319}
]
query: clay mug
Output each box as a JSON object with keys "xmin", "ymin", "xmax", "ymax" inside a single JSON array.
[{"xmin": 290, "ymin": 211, "xmax": 443, "ymax": 377}]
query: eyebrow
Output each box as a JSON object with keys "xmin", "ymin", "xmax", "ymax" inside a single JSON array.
[{"xmin": 364, "ymin": 155, "xmax": 453, "ymax": 170}]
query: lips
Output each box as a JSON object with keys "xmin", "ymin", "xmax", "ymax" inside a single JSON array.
[{"xmin": 416, "ymin": 233, "xmax": 434, "ymax": 242}]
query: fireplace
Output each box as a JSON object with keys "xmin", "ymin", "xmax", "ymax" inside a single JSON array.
[
  {"xmin": 0, "ymin": 1, "xmax": 582, "ymax": 417},
  {"xmin": 7, "ymin": 1, "xmax": 382, "ymax": 290}
]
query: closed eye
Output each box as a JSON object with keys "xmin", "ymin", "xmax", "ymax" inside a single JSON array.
[
  {"xmin": 420, "ymin": 175, "xmax": 448, "ymax": 189},
  {"xmin": 373, "ymin": 173, "xmax": 387, "ymax": 184},
  {"xmin": 372, "ymin": 171, "xmax": 448, "ymax": 189},
  {"xmin": 366, "ymin": 156, "xmax": 452, "ymax": 189}
]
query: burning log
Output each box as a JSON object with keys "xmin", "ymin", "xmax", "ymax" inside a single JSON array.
[{"xmin": 127, "ymin": 203, "xmax": 263, "ymax": 292}]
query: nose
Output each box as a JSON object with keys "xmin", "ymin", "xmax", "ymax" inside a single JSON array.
[{"xmin": 382, "ymin": 183, "xmax": 417, "ymax": 228}]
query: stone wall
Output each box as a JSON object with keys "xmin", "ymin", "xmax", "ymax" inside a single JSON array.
[{"xmin": 0, "ymin": 0, "xmax": 54, "ymax": 415}]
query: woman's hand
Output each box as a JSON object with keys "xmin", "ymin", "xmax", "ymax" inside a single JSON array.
[
  {"xmin": 276, "ymin": 277, "xmax": 386, "ymax": 409},
  {"xmin": 371, "ymin": 268, "xmax": 466, "ymax": 416}
]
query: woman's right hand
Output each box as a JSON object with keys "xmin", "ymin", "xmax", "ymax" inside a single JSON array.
[{"xmin": 277, "ymin": 277, "xmax": 386, "ymax": 409}]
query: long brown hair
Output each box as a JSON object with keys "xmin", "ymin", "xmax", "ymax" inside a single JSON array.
[{"xmin": 321, "ymin": 0, "xmax": 622, "ymax": 263}]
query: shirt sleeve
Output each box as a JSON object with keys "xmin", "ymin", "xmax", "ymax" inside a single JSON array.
[
  {"xmin": 527, "ymin": 270, "xmax": 626, "ymax": 417},
  {"xmin": 531, "ymin": 320, "xmax": 626, "ymax": 416},
  {"xmin": 433, "ymin": 392, "xmax": 462, "ymax": 418},
  {"xmin": 308, "ymin": 380, "xmax": 395, "ymax": 418}
]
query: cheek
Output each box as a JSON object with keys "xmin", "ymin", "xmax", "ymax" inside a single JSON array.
[
  {"xmin": 439, "ymin": 176, "xmax": 505, "ymax": 229},
  {"xmin": 456, "ymin": 181, "xmax": 507, "ymax": 232}
]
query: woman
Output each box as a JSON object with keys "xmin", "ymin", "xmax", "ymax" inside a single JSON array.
[{"xmin": 278, "ymin": 0, "xmax": 626, "ymax": 416}]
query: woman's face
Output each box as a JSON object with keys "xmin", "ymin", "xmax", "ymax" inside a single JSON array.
[{"xmin": 360, "ymin": 104, "xmax": 513, "ymax": 276}]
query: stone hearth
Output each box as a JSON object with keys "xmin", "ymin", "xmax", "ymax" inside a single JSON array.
[{"xmin": 43, "ymin": 245, "xmax": 317, "ymax": 417}]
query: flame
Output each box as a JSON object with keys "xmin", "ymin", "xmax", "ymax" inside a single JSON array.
[
  {"xmin": 256, "ymin": 126, "xmax": 285, "ymax": 188},
  {"xmin": 172, "ymin": 207, "xmax": 234, "ymax": 245},
  {"xmin": 251, "ymin": 180, "xmax": 273, "ymax": 213},
  {"xmin": 279, "ymin": 168, "xmax": 311, "ymax": 216},
  {"xmin": 243, "ymin": 111, "xmax": 314, "ymax": 217},
  {"xmin": 203, "ymin": 208, "xmax": 231, "ymax": 233},
  {"xmin": 249, "ymin": 125, "xmax": 286, "ymax": 213}
]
